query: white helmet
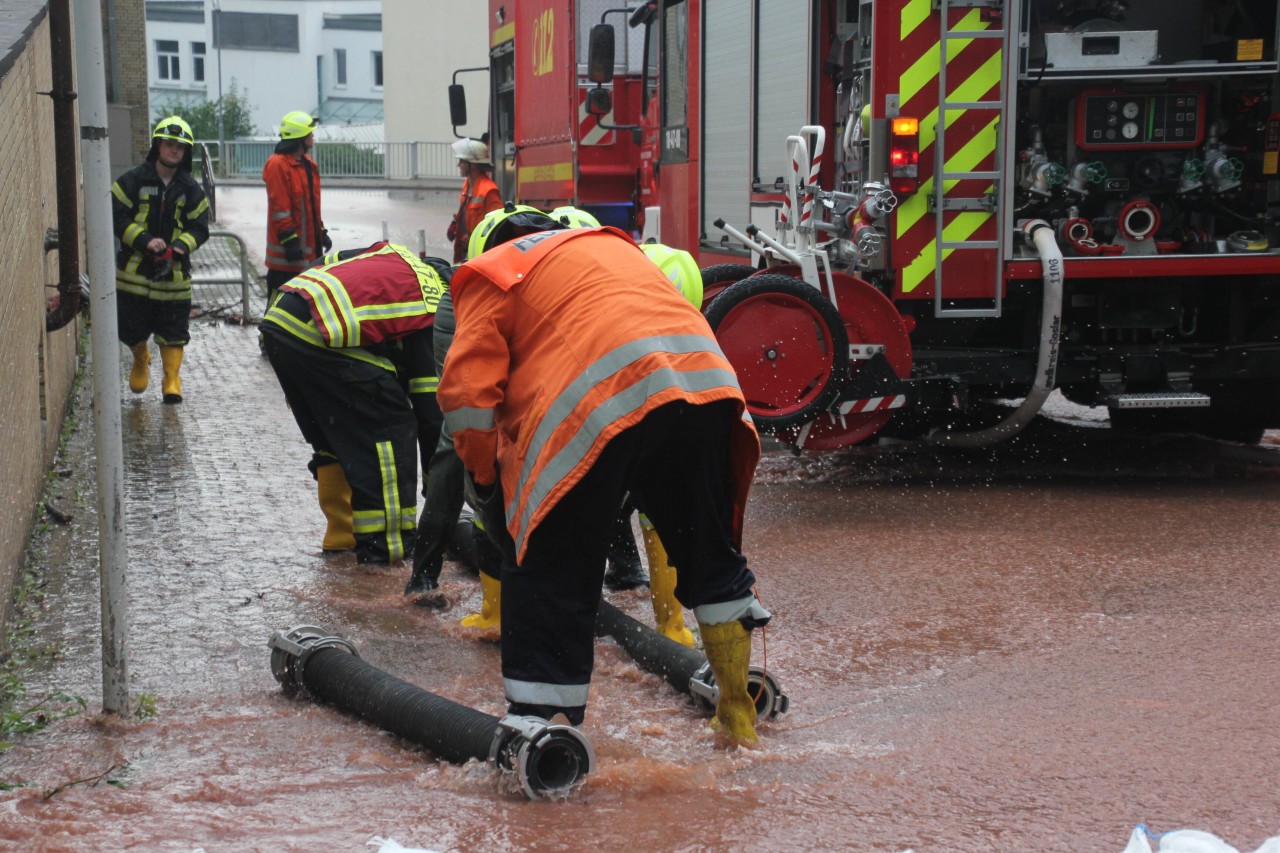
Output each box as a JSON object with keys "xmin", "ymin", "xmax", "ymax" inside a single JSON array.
[{"xmin": 451, "ymin": 137, "xmax": 489, "ymax": 164}]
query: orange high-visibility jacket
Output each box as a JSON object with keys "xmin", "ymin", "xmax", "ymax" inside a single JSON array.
[
  {"xmin": 439, "ymin": 227, "xmax": 760, "ymax": 562},
  {"xmin": 451, "ymin": 174, "xmax": 501, "ymax": 262},
  {"xmin": 263, "ymin": 151, "xmax": 324, "ymax": 273}
]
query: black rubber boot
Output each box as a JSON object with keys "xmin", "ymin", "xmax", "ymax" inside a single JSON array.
[{"xmin": 603, "ymin": 513, "xmax": 648, "ymax": 592}]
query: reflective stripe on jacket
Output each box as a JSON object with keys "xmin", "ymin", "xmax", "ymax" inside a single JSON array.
[
  {"xmin": 440, "ymin": 227, "xmax": 760, "ymax": 562},
  {"xmin": 111, "ymin": 162, "xmax": 210, "ymax": 299},
  {"xmin": 263, "ymin": 150, "xmax": 323, "ymax": 272}
]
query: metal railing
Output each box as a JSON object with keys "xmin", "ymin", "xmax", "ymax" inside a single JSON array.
[
  {"xmin": 195, "ymin": 140, "xmax": 459, "ymax": 180},
  {"xmin": 189, "ymin": 229, "xmax": 258, "ymax": 322}
]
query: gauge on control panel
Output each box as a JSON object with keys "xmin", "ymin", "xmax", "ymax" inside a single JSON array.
[{"xmin": 1076, "ymin": 88, "xmax": 1205, "ymax": 151}]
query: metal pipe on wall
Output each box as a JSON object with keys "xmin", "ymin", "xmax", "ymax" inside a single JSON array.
[{"xmin": 45, "ymin": 0, "xmax": 82, "ymax": 332}]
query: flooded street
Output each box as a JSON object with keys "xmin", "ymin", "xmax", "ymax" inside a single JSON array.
[{"xmin": 1, "ymin": 187, "xmax": 1278, "ymax": 851}]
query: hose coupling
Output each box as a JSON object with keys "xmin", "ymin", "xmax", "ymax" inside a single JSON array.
[
  {"xmin": 268, "ymin": 625, "xmax": 360, "ymax": 697},
  {"xmin": 689, "ymin": 663, "xmax": 790, "ymax": 720},
  {"xmin": 491, "ymin": 715, "xmax": 596, "ymax": 799}
]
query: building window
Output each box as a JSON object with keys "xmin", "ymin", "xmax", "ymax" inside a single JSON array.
[
  {"xmin": 373, "ymin": 51, "xmax": 383, "ymax": 88},
  {"xmin": 335, "ymin": 48, "xmax": 347, "ymax": 87},
  {"xmin": 192, "ymin": 42, "xmax": 206, "ymax": 83},
  {"xmin": 156, "ymin": 40, "xmax": 180, "ymax": 81},
  {"xmin": 213, "ymin": 11, "xmax": 300, "ymax": 52}
]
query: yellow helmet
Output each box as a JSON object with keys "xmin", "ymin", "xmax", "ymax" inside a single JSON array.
[
  {"xmin": 640, "ymin": 242, "xmax": 704, "ymax": 309},
  {"xmin": 550, "ymin": 206, "xmax": 601, "ymax": 229},
  {"xmin": 280, "ymin": 111, "xmax": 318, "ymax": 140},
  {"xmin": 466, "ymin": 203, "xmax": 563, "ymax": 261},
  {"xmin": 152, "ymin": 116, "xmax": 194, "ymax": 146}
]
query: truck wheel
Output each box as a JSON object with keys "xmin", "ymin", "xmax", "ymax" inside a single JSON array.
[
  {"xmin": 699, "ymin": 264, "xmax": 758, "ymax": 308},
  {"xmin": 704, "ymin": 273, "xmax": 849, "ymax": 432}
]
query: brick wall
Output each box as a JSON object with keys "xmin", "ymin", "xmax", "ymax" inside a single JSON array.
[
  {"xmin": 0, "ymin": 6, "xmax": 83, "ymax": 634},
  {"xmin": 104, "ymin": 0, "xmax": 150, "ymax": 165}
]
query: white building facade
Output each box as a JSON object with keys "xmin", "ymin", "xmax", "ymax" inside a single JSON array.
[
  {"xmin": 145, "ymin": 0, "xmax": 383, "ymax": 138},
  {"xmin": 381, "ymin": 0, "xmax": 488, "ymax": 146}
]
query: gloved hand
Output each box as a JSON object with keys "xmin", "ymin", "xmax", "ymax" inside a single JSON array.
[
  {"xmin": 446, "ymin": 217, "xmax": 458, "ymax": 243},
  {"xmin": 462, "ymin": 471, "xmax": 516, "ymax": 566},
  {"xmin": 281, "ymin": 233, "xmax": 304, "ymax": 263},
  {"xmin": 320, "ymin": 229, "xmax": 332, "ymax": 253}
]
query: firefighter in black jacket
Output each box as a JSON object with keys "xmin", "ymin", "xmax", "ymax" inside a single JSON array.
[
  {"xmin": 111, "ymin": 116, "xmax": 211, "ymax": 403},
  {"xmin": 261, "ymin": 242, "xmax": 448, "ymax": 565}
]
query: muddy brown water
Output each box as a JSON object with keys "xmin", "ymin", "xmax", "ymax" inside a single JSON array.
[{"xmin": 1, "ymin": 188, "xmax": 1277, "ymax": 850}]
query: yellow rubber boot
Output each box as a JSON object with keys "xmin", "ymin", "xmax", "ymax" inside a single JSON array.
[
  {"xmin": 159, "ymin": 345, "xmax": 184, "ymax": 404},
  {"xmin": 642, "ymin": 525, "xmax": 694, "ymax": 647},
  {"xmin": 698, "ymin": 619, "xmax": 759, "ymax": 744},
  {"xmin": 128, "ymin": 342, "xmax": 150, "ymax": 394},
  {"xmin": 460, "ymin": 570, "xmax": 501, "ymax": 629},
  {"xmin": 316, "ymin": 463, "xmax": 356, "ymax": 552}
]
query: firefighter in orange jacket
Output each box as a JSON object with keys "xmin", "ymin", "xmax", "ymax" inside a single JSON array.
[
  {"xmin": 263, "ymin": 111, "xmax": 329, "ymax": 301},
  {"xmin": 439, "ymin": 206, "xmax": 771, "ymax": 743},
  {"xmin": 447, "ymin": 137, "xmax": 502, "ymax": 263},
  {"xmin": 261, "ymin": 242, "xmax": 447, "ymax": 565}
]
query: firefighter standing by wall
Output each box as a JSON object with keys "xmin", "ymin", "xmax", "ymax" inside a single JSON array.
[
  {"xmin": 261, "ymin": 242, "xmax": 447, "ymax": 565},
  {"xmin": 263, "ymin": 111, "xmax": 329, "ymax": 302},
  {"xmin": 111, "ymin": 116, "xmax": 211, "ymax": 404},
  {"xmin": 447, "ymin": 137, "xmax": 502, "ymax": 263},
  {"xmin": 439, "ymin": 207, "xmax": 770, "ymax": 743}
]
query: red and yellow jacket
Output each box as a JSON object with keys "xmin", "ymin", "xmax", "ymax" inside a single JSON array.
[
  {"xmin": 263, "ymin": 149, "xmax": 324, "ymax": 273},
  {"xmin": 439, "ymin": 227, "xmax": 760, "ymax": 562}
]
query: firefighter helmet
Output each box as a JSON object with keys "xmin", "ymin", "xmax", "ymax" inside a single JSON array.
[
  {"xmin": 550, "ymin": 206, "xmax": 601, "ymax": 229},
  {"xmin": 152, "ymin": 116, "xmax": 194, "ymax": 147},
  {"xmin": 452, "ymin": 137, "xmax": 490, "ymax": 165},
  {"xmin": 467, "ymin": 203, "xmax": 564, "ymax": 260},
  {"xmin": 640, "ymin": 242, "xmax": 704, "ymax": 309},
  {"xmin": 280, "ymin": 111, "xmax": 318, "ymax": 140}
]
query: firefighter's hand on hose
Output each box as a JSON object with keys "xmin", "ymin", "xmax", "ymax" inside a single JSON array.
[
  {"xmin": 446, "ymin": 217, "xmax": 458, "ymax": 243},
  {"xmin": 320, "ymin": 228, "xmax": 332, "ymax": 253},
  {"xmin": 146, "ymin": 237, "xmax": 167, "ymax": 254},
  {"xmin": 463, "ymin": 470, "xmax": 516, "ymax": 566},
  {"xmin": 281, "ymin": 231, "xmax": 304, "ymax": 263},
  {"xmin": 147, "ymin": 246, "xmax": 176, "ymax": 281}
]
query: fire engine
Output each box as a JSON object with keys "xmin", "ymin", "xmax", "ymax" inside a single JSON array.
[{"xmin": 453, "ymin": 0, "xmax": 1280, "ymax": 451}]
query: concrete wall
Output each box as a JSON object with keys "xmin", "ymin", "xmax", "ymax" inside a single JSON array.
[
  {"xmin": 0, "ymin": 3, "xmax": 84, "ymax": 633},
  {"xmin": 382, "ymin": 0, "xmax": 487, "ymax": 144}
]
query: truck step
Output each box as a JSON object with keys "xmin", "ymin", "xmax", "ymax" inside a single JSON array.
[{"xmin": 1104, "ymin": 392, "xmax": 1212, "ymax": 410}]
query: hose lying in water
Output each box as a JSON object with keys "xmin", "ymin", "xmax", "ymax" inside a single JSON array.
[
  {"xmin": 595, "ymin": 600, "xmax": 789, "ymax": 720},
  {"xmin": 267, "ymin": 625, "xmax": 594, "ymax": 799}
]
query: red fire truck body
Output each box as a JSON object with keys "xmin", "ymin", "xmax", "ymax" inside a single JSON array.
[{"xmin": 470, "ymin": 0, "xmax": 1280, "ymax": 450}]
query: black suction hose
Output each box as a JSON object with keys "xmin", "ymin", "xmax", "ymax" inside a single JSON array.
[
  {"xmin": 268, "ymin": 626, "xmax": 594, "ymax": 798},
  {"xmin": 595, "ymin": 600, "xmax": 789, "ymax": 719}
]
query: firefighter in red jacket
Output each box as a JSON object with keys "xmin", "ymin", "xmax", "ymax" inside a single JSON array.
[
  {"xmin": 447, "ymin": 137, "xmax": 502, "ymax": 263},
  {"xmin": 261, "ymin": 242, "xmax": 447, "ymax": 565},
  {"xmin": 439, "ymin": 206, "xmax": 770, "ymax": 744},
  {"xmin": 263, "ymin": 111, "xmax": 329, "ymax": 301}
]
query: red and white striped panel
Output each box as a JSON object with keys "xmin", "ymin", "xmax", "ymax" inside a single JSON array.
[
  {"xmin": 837, "ymin": 395, "xmax": 907, "ymax": 415},
  {"xmin": 578, "ymin": 89, "xmax": 615, "ymax": 146}
]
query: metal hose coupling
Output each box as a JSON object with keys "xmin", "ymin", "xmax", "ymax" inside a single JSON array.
[
  {"xmin": 269, "ymin": 624, "xmax": 361, "ymax": 697},
  {"xmin": 688, "ymin": 663, "xmax": 790, "ymax": 720},
  {"xmin": 490, "ymin": 715, "xmax": 596, "ymax": 799}
]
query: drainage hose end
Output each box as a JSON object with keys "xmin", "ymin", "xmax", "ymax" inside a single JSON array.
[
  {"xmin": 267, "ymin": 625, "xmax": 360, "ymax": 695},
  {"xmin": 688, "ymin": 664, "xmax": 790, "ymax": 720},
  {"xmin": 491, "ymin": 715, "xmax": 595, "ymax": 799}
]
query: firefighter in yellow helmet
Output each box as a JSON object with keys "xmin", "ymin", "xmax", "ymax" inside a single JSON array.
[
  {"xmin": 111, "ymin": 116, "xmax": 210, "ymax": 403},
  {"xmin": 263, "ymin": 111, "xmax": 329, "ymax": 302}
]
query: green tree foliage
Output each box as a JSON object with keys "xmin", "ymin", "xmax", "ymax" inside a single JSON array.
[{"xmin": 155, "ymin": 81, "xmax": 256, "ymax": 141}]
